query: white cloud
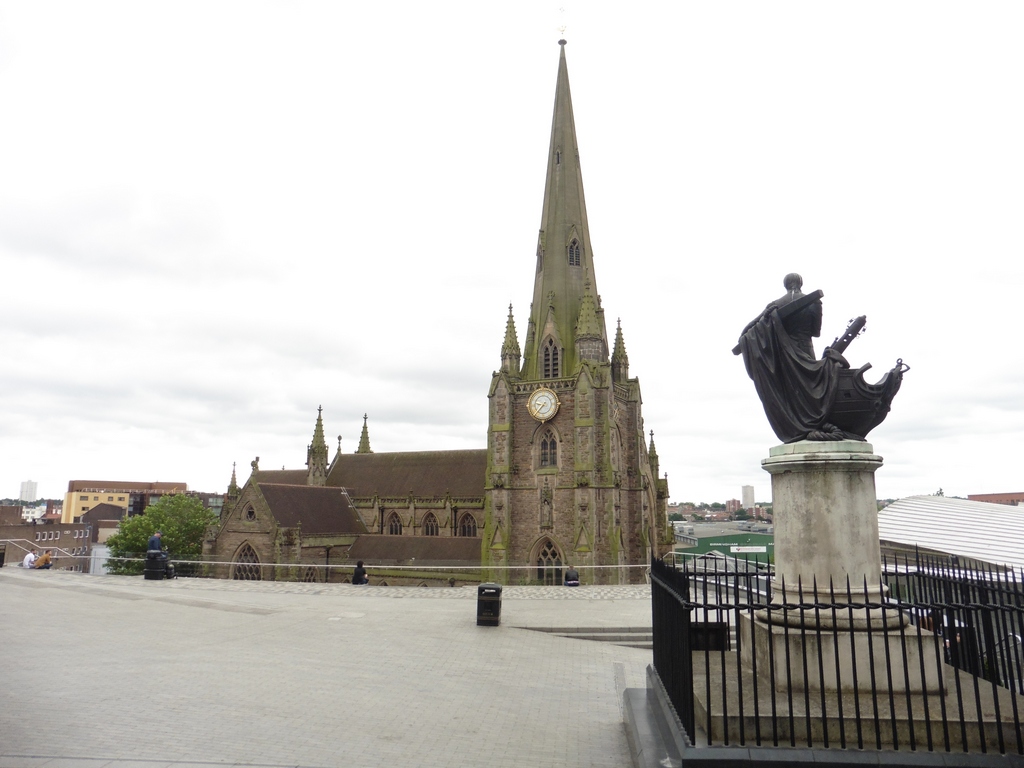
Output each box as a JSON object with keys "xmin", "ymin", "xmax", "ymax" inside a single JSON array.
[{"xmin": 0, "ymin": 1, "xmax": 1021, "ymax": 505}]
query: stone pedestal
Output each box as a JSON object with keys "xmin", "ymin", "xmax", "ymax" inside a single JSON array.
[
  {"xmin": 738, "ymin": 612, "xmax": 944, "ymax": 693},
  {"xmin": 739, "ymin": 440, "xmax": 943, "ymax": 694},
  {"xmin": 763, "ymin": 440, "xmax": 891, "ymax": 629}
]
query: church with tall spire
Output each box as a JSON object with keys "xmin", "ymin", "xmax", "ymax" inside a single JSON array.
[
  {"xmin": 210, "ymin": 41, "xmax": 668, "ymax": 584},
  {"xmin": 483, "ymin": 40, "xmax": 669, "ymax": 584}
]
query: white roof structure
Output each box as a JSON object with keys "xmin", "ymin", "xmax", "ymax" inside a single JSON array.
[{"xmin": 877, "ymin": 495, "xmax": 1024, "ymax": 574}]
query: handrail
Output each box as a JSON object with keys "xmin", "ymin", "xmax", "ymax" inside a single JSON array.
[{"xmin": 0, "ymin": 539, "xmax": 86, "ymax": 559}]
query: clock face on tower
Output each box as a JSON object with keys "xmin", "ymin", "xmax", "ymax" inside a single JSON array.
[{"xmin": 527, "ymin": 387, "xmax": 560, "ymax": 422}]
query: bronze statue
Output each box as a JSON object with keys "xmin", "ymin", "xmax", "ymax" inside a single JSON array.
[{"xmin": 734, "ymin": 274, "xmax": 908, "ymax": 443}]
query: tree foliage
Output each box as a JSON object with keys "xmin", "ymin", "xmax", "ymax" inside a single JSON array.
[{"xmin": 105, "ymin": 495, "xmax": 218, "ymax": 575}]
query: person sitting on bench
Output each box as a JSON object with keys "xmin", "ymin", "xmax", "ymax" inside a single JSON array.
[
  {"xmin": 564, "ymin": 565, "xmax": 580, "ymax": 587},
  {"xmin": 352, "ymin": 561, "xmax": 369, "ymax": 585}
]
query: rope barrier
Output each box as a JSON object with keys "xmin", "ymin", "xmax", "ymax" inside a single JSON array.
[{"xmin": 102, "ymin": 555, "xmax": 651, "ymax": 572}]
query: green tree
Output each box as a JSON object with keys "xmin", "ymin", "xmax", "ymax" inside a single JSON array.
[
  {"xmin": 105, "ymin": 495, "xmax": 218, "ymax": 575},
  {"xmin": 668, "ymin": 512, "xmax": 684, "ymax": 522}
]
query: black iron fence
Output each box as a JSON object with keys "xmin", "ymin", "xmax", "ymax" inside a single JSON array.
[{"xmin": 650, "ymin": 552, "xmax": 1024, "ymax": 754}]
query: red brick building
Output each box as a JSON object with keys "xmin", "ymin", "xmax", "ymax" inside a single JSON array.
[{"xmin": 967, "ymin": 492, "xmax": 1024, "ymax": 506}]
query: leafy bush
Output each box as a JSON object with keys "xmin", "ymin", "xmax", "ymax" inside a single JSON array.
[{"xmin": 105, "ymin": 495, "xmax": 218, "ymax": 575}]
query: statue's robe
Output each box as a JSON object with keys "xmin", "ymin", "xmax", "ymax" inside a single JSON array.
[{"xmin": 738, "ymin": 310, "xmax": 841, "ymax": 443}]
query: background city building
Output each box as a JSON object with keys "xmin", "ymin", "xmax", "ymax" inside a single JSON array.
[
  {"xmin": 0, "ymin": 503, "xmax": 94, "ymax": 571},
  {"xmin": 62, "ymin": 480, "xmax": 187, "ymax": 524},
  {"xmin": 967, "ymin": 491, "xmax": 1024, "ymax": 507},
  {"xmin": 741, "ymin": 484, "xmax": 755, "ymax": 510},
  {"xmin": 19, "ymin": 480, "xmax": 37, "ymax": 503}
]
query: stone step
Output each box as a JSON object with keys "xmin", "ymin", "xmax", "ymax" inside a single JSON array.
[
  {"xmin": 524, "ymin": 625, "xmax": 653, "ymax": 650},
  {"xmin": 527, "ymin": 626, "xmax": 652, "ymax": 634},
  {"xmin": 611, "ymin": 640, "xmax": 653, "ymax": 650},
  {"xmin": 560, "ymin": 632, "xmax": 653, "ymax": 643}
]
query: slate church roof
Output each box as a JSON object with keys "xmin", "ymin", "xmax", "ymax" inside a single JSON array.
[
  {"xmin": 256, "ymin": 483, "xmax": 367, "ymax": 535},
  {"xmin": 251, "ymin": 469, "xmax": 309, "ymax": 485},
  {"xmin": 327, "ymin": 450, "xmax": 487, "ymax": 499}
]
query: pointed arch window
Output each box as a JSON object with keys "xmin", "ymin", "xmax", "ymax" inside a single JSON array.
[
  {"xmin": 540, "ymin": 429, "xmax": 558, "ymax": 468},
  {"xmin": 536, "ymin": 539, "xmax": 563, "ymax": 586},
  {"xmin": 543, "ymin": 338, "xmax": 560, "ymax": 378},
  {"xmin": 232, "ymin": 544, "xmax": 262, "ymax": 581},
  {"xmin": 423, "ymin": 513, "xmax": 439, "ymax": 536},
  {"xmin": 387, "ymin": 512, "xmax": 403, "ymax": 536},
  {"xmin": 568, "ymin": 239, "xmax": 581, "ymax": 267},
  {"xmin": 458, "ymin": 513, "xmax": 478, "ymax": 538}
]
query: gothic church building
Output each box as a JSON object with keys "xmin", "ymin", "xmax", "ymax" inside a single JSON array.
[
  {"xmin": 213, "ymin": 41, "xmax": 669, "ymax": 584},
  {"xmin": 483, "ymin": 40, "xmax": 668, "ymax": 583}
]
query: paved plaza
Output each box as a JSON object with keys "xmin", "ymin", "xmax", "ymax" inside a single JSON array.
[{"xmin": 0, "ymin": 568, "xmax": 652, "ymax": 768}]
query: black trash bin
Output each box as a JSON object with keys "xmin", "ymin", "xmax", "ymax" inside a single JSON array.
[
  {"xmin": 144, "ymin": 551, "xmax": 165, "ymax": 581},
  {"xmin": 477, "ymin": 582, "xmax": 502, "ymax": 626}
]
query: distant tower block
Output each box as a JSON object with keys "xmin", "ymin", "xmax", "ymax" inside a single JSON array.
[
  {"xmin": 741, "ymin": 484, "xmax": 755, "ymax": 510},
  {"xmin": 19, "ymin": 480, "xmax": 37, "ymax": 503}
]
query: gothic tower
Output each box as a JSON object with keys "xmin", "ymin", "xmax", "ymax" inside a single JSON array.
[
  {"xmin": 483, "ymin": 41, "xmax": 669, "ymax": 585},
  {"xmin": 306, "ymin": 406, "xmax": 329, "ymax": 486},
  {"xmin": 356, "ymin": 414, "xmax": 373, "ymax": 454}
]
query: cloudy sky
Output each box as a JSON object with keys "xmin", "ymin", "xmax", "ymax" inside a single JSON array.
[{"xmin": 1, "ymin": 2, "xmax": 1021, "ymax": 505}]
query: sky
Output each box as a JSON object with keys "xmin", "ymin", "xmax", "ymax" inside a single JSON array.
[{"xmin": 1, "ymin": 2, "xmax": 1022, "ymax": 506}]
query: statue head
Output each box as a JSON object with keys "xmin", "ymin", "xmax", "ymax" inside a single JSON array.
[{"xmin": 783, "ymin": 272, "xmax": 803, "ymax": 294}]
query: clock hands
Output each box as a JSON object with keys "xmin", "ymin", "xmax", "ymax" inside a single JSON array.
[{"xmin": 529, "ymin": 388, "xmax": 559, "ymax": 421}]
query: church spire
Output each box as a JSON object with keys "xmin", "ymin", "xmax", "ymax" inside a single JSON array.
[
  {"xmin": 612, "ymin": 318, "xmax": 630, "ymax": 383},
  {"xmin": 648, "ymin": 430, "xmax": 660, "ymax": 477},
  {"xmin": 356, "ymin": 414, "xmax": 373, "ymax": 454},
  {"xmin": 574, "ymin": 280, "xmax": 604, "ymax": 363},
  {"xmin": 306, "ymin": 406, "xmax": 328, "ymax": 486},
  {"xmin": 521, "ymin": 40, "xmax": 607, "ymax": 380},
  {"xmin": 500, "ymin": 304, "xmax": 521, "ymax": 376},
  {"xmin": 227, "ymin": 461, "xmax": 239, "ymax": 497}
]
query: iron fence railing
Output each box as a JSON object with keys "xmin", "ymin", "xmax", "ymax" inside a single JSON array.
[{"xmin": 650, "ymin": 552, "xmax": 1024, "ymax": 754}]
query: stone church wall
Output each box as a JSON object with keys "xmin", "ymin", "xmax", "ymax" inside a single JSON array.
[{"xmin": 210, "ymin": 486, "xmax": 279, "ymax": 579}]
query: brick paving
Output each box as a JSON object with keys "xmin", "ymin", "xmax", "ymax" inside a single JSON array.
[{"xmin": 0, "ymin": 569, "xmax": 652, "ymax": 768}]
